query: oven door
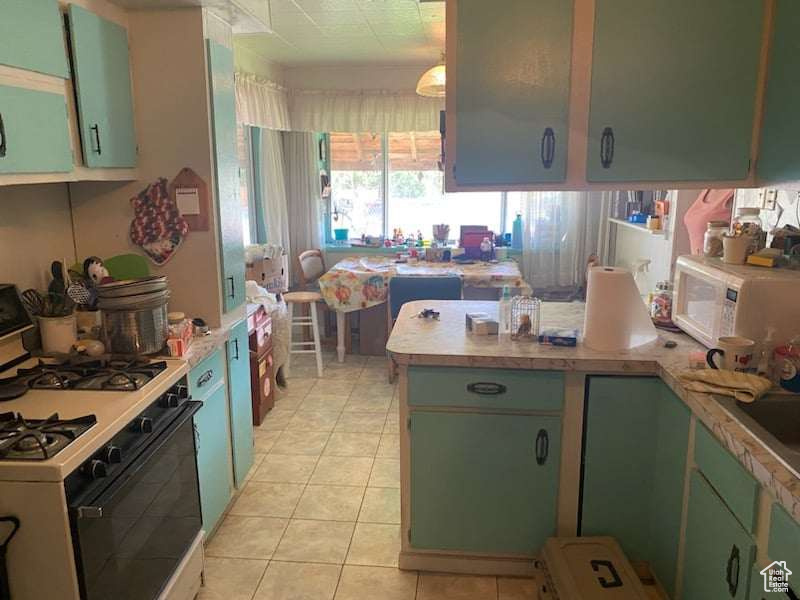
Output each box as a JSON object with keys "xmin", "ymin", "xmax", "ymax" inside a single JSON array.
[
  {"xmin": 673, "ymin": 265, "xmax": 726, "ymax": 348},
  {"xmin": 70, "ymin": 402, "xmax": 202, "ymax": 600}
]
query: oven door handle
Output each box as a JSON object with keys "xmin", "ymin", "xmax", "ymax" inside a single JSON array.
[{"xmin": 73, "ymin": 401, "xmax": 202, "ymax": 517}]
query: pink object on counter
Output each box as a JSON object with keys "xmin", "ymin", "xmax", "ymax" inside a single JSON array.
[{"xmin": 683, "ymin": 189, "xmax": 734, "ymax": 255}]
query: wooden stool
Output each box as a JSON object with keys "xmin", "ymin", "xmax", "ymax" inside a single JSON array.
[{"xmin": 284, "ymin": 291, "xmax": 324, "ymax": 378}]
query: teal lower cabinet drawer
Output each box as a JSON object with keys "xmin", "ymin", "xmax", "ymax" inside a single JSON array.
[
  {"xmin": 189, "ymin": 349, "xmax": 225, "ymax": 399},
  {"xmin": 682, "ymin": 471, "xmax": 755, "ymax": 600},
  {"xmin": 410, "ymin": 411, "xmax": 561, "ymax": 555},
  {"xmin": 194, "ymin": 384, "xmax": 234, "ymax": 534},
  {"xmin": 694, "ymin": 423, "xmax": 760, "ymax": 533},
  {"xmin": 750, "ymin": 563, "xmax": 794, "ymax": 599},
  {"xmin": 407, "ymin": 366, "xmax": 563, "ymax": 411},
  {"xmin": 769, "ymin": 503, "xmax": 800, "ymax": 579},
  {"xmin": 0, "ymin": 85, "xmax": 72, "ymax": 174}
]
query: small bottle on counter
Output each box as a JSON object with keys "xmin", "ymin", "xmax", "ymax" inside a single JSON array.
[
  {"xmin": 703, "ymin": 221, "xmax": 729, "ymax": 257},
  {"xmin": 498, "ymin": 286, "xmax": 512, "ymax": 337},
  {"xmin": 731, "ymin": 207, "xmax": 766, "ymax": 255},
  {"xmin": 649, "ymin": 280, "xmax": 674, "ymax": 328}
]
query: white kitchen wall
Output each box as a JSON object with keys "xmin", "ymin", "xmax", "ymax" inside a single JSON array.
[{"xmin": 0, "ymin": 184, "xmax": 77, "ymax": 291}]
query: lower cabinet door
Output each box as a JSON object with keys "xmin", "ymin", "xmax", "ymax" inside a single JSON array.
[
  {"xmin": 410, "ymin": 411, "xmax": 561, "ymax": 555},
  {"xmin": 749, "ymin": 564, "xmax": 794, "ymax": 599},
  {"xmin": 227, "ymin": 319, "xmax": 254, "ymax": 488},
  {"xmin": 682, "ymin": 471, "xmax": 755, "ymax": 600},
  {"xmin": 0, "ymin": 85, "xmax": 72, "ymax": 174},
  {"xmin": 194, "ymin": 385, "xmax": 234, "ymax": 534}
]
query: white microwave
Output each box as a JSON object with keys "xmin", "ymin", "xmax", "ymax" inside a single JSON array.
[{"xmin": 673, "ymin": 255, "xmax": 800, "ymax": 349}]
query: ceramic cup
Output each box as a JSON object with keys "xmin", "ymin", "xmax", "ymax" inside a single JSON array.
[
  {"xmin": 722, "ymin": 234, "xmax": 750, "ymax": 265},
  {"xmin": 706, "ymin": 336, "xmax": 756, "ymax": 371}
]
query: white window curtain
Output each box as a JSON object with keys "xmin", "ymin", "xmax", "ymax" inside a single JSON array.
[
  {"xmin": 258, "ymin": 129, "xmax": 291, "ymax": 251},
  {"xmin": 236, "ymin": 73, "xmax": 291, "ymax": 131},
  {"xmin": 288, "ymin": 89, "xmax": 444, "ymax": 133},
  {"xmin": 521, "ymin": 191, "xmax": 614, "ymax": 296},
  {"xmin": 283, "ymin": 131, "xmax": 324, "ymax": 286}
]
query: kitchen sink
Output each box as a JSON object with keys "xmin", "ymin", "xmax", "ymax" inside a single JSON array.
[{"xmin": 718, "ymin": 393, "xmax": 800, "ymax": 479}]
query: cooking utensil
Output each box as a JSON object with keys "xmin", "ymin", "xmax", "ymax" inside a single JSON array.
[
  {"xmin": 66, "ymin": 282, "xmax": 92, "ymax": 306},
  {"xmin": 101, "ymin": 296, "xmax": 169, "ymax": 355},
  {"xmin": 0, "ymin": 516, "xmax": 20, "ymax": 600},
  {"xmin": 20, "ymin": 289, "xmax": 43, "ymax": 316}
]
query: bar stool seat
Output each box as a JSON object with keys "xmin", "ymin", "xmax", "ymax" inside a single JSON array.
[{"xmin": 284, "ymin": 291, "xmax": 324, "ymax": 377}]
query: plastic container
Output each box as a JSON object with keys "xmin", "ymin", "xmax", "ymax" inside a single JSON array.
[
  {"xmin": 649, "ymin": 280, "xmax": 674, "ymax": 327},
  {"xmin": 498, "ymin": 286, "xmax": 512, "ymax": 337},
  {"xmin": 333, "ymin": 228, "xmax": 349, "ymax": 242},
  {"xmin": 512, "ymin": 214, "xmax": 523, "ymax": 250},
  {"xmin": 703, "ymin": 221, "xmax": 729, "ymax": 257},
  {"xmin": 722, "ymin": 234, "xmax": 749, "ymax": 265},
  {"xmin": 39, "ymin": 314, "xmax": 77, "ymax": 354},
  {"xmin": 731, "ymin": 207, "xmax": 766, "ymax": 255}
]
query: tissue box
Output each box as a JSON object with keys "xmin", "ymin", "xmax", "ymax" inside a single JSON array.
[{"xmin": 538, "ymin": 328, "xmax": 579, "ymax": 347}]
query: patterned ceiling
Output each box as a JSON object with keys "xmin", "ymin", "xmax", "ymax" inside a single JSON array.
[{"xmin": 234, "ymin": 0, "xmax": 445, "ymax": 66}]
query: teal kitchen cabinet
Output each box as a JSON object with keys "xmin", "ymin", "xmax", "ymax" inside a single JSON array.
[
  {"xmin": 227, "ymin": 320, "xmax": 254, "ymax": 488},
  {"xmin": 749, "ymin": 564, "xmax": 793, "ymax": 600},
  {"xmin": 0, "ymin": 0, "xmax": 69, "ymax": 78},
  {"xmin": 410, "ymin": 411, "xmax": 561, "ymax": 554},
  {"xmin": 452, "ymin": 0, "xmax": 573, "ymax": 187},
  {"xmin": 0, "ymin": 85, "xmax": 72, "ymax": 174},
  {"xmin": 757, "ymin": 0, "xmax": 800, "ymax": 183},
  {"xmin": 586, "ymin": 0, "xmax": 763, "ymax": 183},
  {"xmin": 207, "ymin": 40, "xmax": 245, "ymax": 313},
  {"xmin": 581, "ymin": 377, "xmax": 689, "ymax": 598},
  {"xmin": 190, "ymin": 350, "xmax": 234, "ymax": 535},
  {"xmin": 682, "ymin": 471, "xmax": 755, "ymax": 600},
  {"xmin": 67, "ymin": 5, "xmax": 136, "ymax": 168},
  {"xmin": 769, "ymin": 503, "xmax": 800, "ymax": 578}
]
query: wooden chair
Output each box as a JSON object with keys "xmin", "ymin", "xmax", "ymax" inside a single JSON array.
[
  {"xmin": 296, "ymin": 249, "xmax": 326, "ymax": 290},
  {"xmin": 386, "ymin": 276, "xmax": 463, "ymax": 381}
]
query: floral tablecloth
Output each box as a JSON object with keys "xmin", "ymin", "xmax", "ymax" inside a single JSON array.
[{"xmin": 318, "ymin": 257, "xmax": 531, "ymax": 312}]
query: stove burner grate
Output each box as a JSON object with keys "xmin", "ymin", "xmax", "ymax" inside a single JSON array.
[{"xmin": 0, "ymin": 412, "xmax": 97, "ymax": 460}]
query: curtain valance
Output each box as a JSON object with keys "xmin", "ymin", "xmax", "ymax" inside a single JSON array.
[{"xmin": 235, "ymin": 72, "xmax": 292, "ymax": 131}]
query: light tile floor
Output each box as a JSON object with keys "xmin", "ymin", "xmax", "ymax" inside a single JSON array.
[{"xmin": 199, "ymin": 352, "xmax": 540, "ymax": 600}]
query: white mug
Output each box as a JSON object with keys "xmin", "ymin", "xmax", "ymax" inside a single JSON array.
[{"xmin": 707, "ymin": 336, "xmax": 756, "ymax": 372}]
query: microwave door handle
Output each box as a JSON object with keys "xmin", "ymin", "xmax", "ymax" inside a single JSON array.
[{"xmin": 74, "ymin": 401, "xmax": 202, "ymax": 516}]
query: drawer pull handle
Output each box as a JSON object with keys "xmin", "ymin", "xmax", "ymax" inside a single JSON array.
[
  {"xmin": 591, "ymin": 559, "xmax": 623, "ymax": 589},
  {"xmin": 90, "ymin": 123, "xmax": 102, "ymax": 155},
  {"xmin": 0, "ymin": 112, "xmax": 6, "ymax": 157},
  {"xmin": 600, "ymin": 126, "xmax": 614, "ymax": 168},
  {"xmin": 466, "ymin": 382, "xmax": 507, "ymax": 396},
  {"xmin": 726, "ymin": 543, "xmax": 740, "ymax": 597},
  {"xmin": 197, "ymin": 369, "xmax": 213, "ymax": 388},
  {"xmin": 227, "ymin": 276, "xmax": 236, "ymax": 298},
  {"xmin": 535, "ymin": 429, "xmax": 549, "ymax": 465},
  {"xmin": 541, "ymin": 127, "xmax": 555, "ymax": 169}
]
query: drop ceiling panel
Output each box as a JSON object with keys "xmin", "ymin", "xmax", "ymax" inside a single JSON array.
[{"xmin": 234, "ymin": 0, "xmax": 443, "ymax": 66}]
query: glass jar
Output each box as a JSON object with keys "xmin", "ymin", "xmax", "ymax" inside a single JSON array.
[
  {"xmin": 731, "ymin": 207, "xmax": 766, "ymax": 255},
  {"xmin": 650, "ymin": 280, "xmax": 674, "ymax": 327},
  {"xmin": 703, "ymin": 221, "xmax": 729, "ymax": 257}
]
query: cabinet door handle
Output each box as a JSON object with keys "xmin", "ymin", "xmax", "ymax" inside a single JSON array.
[
  {"xmin": 535, "ymin": 429, "xmax": 549, "ymax": 465},
  {"xmin": 600, "ymin": 127, "xmax": 614, "ymax": 168},
  {"xmin": 726, "ymin": 543, "xmax": 740, "ymax": 597},
  {"xmin": 541, "ymin": 127, "xmax": 555, "ymax": 169},
  {"xmin": 233, "ymin": 338, "xmax": 240, "ymax": 360},
  {"xmin": 197, "ymin": 369, "xmax": 213, "ymax": 388},
  {"xmin": 227, "ymin": 276, "xmax": 235, "ymax": 298},
  {"xmin": 466, "ymin": 382, "xmax": 507, "ymax": 395},
  {"xmin": 0, "ymin": 112, "xmax": 6, "ymax": 157},
  {"xmin": 90, "ymin": 124, "xmax": 102, "ymax": 155},
  {"xmin": 590, "ymin": 559, "xmax": 623, "ymax": 589}
]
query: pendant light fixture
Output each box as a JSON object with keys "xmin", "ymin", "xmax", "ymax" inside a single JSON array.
[{"xmin": 416, "ymin": 53, "xmax": 446, "ymax": 98}]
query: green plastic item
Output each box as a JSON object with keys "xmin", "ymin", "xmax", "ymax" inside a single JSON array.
[{"xmin": 104, "ymin": 254, "xmax": 150, "ymax": 280}]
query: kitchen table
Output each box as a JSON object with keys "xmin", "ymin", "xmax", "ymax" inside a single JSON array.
[{"xmin": 318, "ymin": 256, "xmax": 531, "ymax": 362}]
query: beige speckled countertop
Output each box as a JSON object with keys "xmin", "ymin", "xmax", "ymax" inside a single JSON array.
[{"xmin": 387, "ymin": 299, "xmax": 800, "ymax": 523}]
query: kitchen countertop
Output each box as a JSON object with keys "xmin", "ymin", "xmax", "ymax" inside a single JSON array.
[
  {"xmin": 179, "ymin": 304, "xmax": 262, "ymax": 369},
  {"xmin": 387, "ymin": 299, "xmax": 800, "ymax": 523}
]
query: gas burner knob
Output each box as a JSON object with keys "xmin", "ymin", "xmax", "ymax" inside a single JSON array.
[
  {"xmin": 173, "ymin": 384, "xmax": 189, "ymax": 400},
  {"xmin": 104, "ymin": 445, "xmax": 122, "ymax": 464},
  {"xmin": 135, "ymin": 417, "xmax": 153, "ymax": 434},
  {"xmin": 161, "ymin": 393, "xmax": 180, "ymax": 408},
  {"xmin": 87, "ymin": 459, "xmax": 107, "ymax": 480}
]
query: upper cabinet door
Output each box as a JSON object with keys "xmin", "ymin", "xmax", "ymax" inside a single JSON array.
[
  {"xmin": 0, "ymin": 0, "xmax": 69, "ymax": 78},
  {"xmin": 0, "ymin": 85, "xmax": 72, "ymax": 174},
  {"xmin": 453, "ymin": 0, "xmax": 573, "ymax": 186},
  {"xmin": 758, "ymin": 0, "xmax": 800, "ymax": 183},
  {"xmin": 207, "ymin": 40, "xmax": 245, "ymax": 313},
  {"xmin": 67, "ymin": 5, "xmax": 137, "ymax": 169},
  {"xmin": 586, "ymin": 0, "xmax": 763, "ymax": 183}
]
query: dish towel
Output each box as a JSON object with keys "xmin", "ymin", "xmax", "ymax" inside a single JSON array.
[{"xmin": 679, "ymin": 369, "xmax": 773, "ymax": 403}]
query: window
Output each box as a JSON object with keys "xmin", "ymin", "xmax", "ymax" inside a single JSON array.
[
  {"xmin": 236, "ymin": 125, "xmax": 255, "ymax": 246},
  {"xmin": 329, "ymin": 131, "xmax": 505, "ymax": 242}
]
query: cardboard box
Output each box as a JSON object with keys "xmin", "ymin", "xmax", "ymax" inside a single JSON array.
[{"xmin": 246, "ymin": 254, "xmax": 288, "ymax": 294}]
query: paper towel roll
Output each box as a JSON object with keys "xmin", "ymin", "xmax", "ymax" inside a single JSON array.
[{"xmin": 583, "ymin": 266, "xmax": 657, "ymax": 351}]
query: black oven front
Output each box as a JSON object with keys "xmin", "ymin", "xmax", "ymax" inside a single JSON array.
[{"xmin": 65, "ymin": 399, "xmax": 202, "ymax": 600}]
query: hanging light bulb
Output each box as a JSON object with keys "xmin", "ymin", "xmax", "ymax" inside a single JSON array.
[{"xmin": 416, "ymin": 53, "xmax": 446, "ymax": 98}]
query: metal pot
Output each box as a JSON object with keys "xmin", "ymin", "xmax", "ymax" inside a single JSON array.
[
  {"xmin": 101, "ymin": 299, "xmax": 169, "ymax": 355},
  {"xmin": 96, "ymin": 276, "xmax": 168, "ymax": 299}
]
